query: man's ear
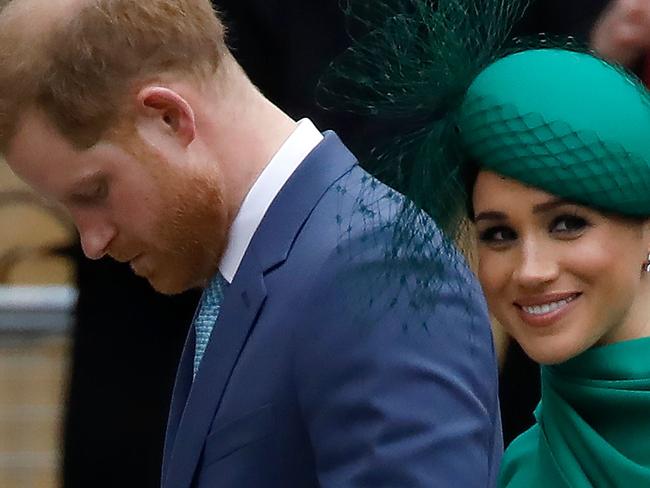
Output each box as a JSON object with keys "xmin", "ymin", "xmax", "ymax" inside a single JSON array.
[{"xmin": 136, "ymin": 86, "xmax": 196, "ymax": 148}]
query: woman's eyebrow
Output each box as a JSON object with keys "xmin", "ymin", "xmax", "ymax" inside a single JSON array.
[
  {"xmin": 532, "ymin": 198, "xmax": 571, "ymax": 214},
  {"xmin": 474, "ymin": 210, "xmax": 507, "ymax": 223},
  {"xmin": 475, "ymin": 199, "xmax": 573, "ymax": 222}
]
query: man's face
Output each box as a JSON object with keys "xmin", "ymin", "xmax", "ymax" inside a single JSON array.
[{"xmin": 6, "ymin": 109, "xmax": 229, "ymax": 294}]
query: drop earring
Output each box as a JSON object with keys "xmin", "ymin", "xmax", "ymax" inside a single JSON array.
[{"xmin": 644, "ymin": 253, "xmax": 650, "ymax": 273}]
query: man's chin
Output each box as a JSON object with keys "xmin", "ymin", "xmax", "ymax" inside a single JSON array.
[
  {"xmin": 128, "ymin": 253, "xmax": 220, "ymax": 295},
  {"xmin": 147, "ymin": 277, "xmax": 194, "ymax": 296},
  {"xmin": 144, "ymin": 272, "xmax": 204, "ymax": 296}
]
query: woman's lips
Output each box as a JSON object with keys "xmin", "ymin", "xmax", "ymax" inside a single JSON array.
[{"xmin": 514, "ymin": 292, "xmax": 582, "ymax": 328}]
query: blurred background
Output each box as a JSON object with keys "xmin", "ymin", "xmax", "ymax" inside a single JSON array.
[
  {"xmin": 0, "ymin": 164, "xmax": 75, "ymax": 487},
  {"xmin": 2, "ymin": 0, "xmax": 640, "ymax": 486}
]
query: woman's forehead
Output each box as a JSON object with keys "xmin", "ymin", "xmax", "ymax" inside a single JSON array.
[{"xmin": 473, "ymin": 170, "xmax": 556, "ymax": 205}]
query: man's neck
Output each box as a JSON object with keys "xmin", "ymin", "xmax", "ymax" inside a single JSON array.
[{"xmin": 202, "ymin": 73, "xmax": 297, "ymax": 224}]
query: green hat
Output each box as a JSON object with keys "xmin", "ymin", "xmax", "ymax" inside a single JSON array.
[{"xmin": 458, "ymin": 48, "xmax": 650, "ymax": 216}]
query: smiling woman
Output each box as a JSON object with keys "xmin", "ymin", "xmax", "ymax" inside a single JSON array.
[{"xmin": 457, "ymin": 48, "xmax": 650, "ymax": 487}]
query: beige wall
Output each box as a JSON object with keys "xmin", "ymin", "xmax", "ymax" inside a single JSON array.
[
  {"xmin": 1, "ymin": 161, "xmax": 74, "ymax": 488},
  {"xmin": 0, "ymin": 163, "xmax": 75, "ymax": 285},
  {"xmin": 0, "ymin": 337, "xmax": 70, "ymax": 488}
]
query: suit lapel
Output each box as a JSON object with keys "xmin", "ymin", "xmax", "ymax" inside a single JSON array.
[
  {"xmin": 162, "ymin": 132, "xmax": 358, "ymax": 488},
  {"xmin": 249, "ymin": 131, "xmax": 359, "ymax": 270},
  {"xmin": 163, "ymin": 251, "xmax": 267, "ymax": 488},
  {"xmin": 161, "ymin": 311, "xmax": 198, "ymax": 487}
]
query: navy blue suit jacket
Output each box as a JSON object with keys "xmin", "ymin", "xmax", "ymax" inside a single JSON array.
[{"xmin": 161, "ymin": 133, "xmax": 502, "ymax": 487}]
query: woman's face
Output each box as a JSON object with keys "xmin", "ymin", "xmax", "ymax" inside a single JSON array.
[{"xmin": 473, "ymin": 170, "xmax": 650, "ymax": 364}]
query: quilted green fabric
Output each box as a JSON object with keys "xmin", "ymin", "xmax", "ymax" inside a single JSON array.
[{"xmin": 458, "ymin": 49, "xmax": 650, "ymax": 216}]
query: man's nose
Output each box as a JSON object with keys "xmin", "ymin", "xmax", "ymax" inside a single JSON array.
[{"xmin": 77, "ymin": 217, "xmax": 117, "ymax": 260}]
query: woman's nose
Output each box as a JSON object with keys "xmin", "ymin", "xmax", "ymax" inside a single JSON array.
[{"xmin": 512, "ymin": 241, "xmax": 559, "ymax": 289}]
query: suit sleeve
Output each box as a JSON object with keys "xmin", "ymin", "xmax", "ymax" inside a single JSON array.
[{"xmin": 291, "ymin": 234, "xmax": 503, "ymax": 487}]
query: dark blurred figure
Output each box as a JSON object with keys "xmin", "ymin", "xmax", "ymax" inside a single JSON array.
[
  {"xmin": 213, "ymin": 0, "xmax": 370, "ymax": 150},
  {"xmin": 517, "ymin": 0, "xmax": 610, "ymax": 41},
  {"xmin": 591, "ymin": 0, "xmax": 650, "ymax": 86},
  {"xmin": 592, "ymin": 0, "xmax": 650, "ymax": 68},
  {"xmin": 63, "ymin": 255, "xmax": 198, "ymax": 487}
]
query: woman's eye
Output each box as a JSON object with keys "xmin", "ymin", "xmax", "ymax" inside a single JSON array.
[
  {"xmin": 550, "ymin": 215, "xmax": 589, "ymax": 235},
  {"xmin": 478, "ymin": 226, "xmax": 517, "ymax": 243}
]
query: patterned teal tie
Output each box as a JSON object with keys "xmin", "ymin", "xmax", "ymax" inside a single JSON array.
[{"xmin": 193, "ymin": 273, "xmax": 227, "ymax": 378}]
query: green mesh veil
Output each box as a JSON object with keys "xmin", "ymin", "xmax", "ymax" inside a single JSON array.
[
  {"xmin": 320, "ymin": 0, "xmax": 529, "ymax": 236},
  {"xmin": 318, "ymin": 0, "xmax": 529, "ymax": 320},
  {"xmin": 317, "ymin": 0, "xmax": 531, "ymax": 321}
]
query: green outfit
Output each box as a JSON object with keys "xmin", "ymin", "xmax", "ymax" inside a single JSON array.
[{"xmin": 500, "ymin": 337, "xmax": 650, "ymax": 487}]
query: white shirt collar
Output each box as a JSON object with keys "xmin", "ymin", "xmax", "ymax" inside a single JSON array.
[{"xmin": 218, "ymin": 119, "xmax": 324, "ymax": 283}]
